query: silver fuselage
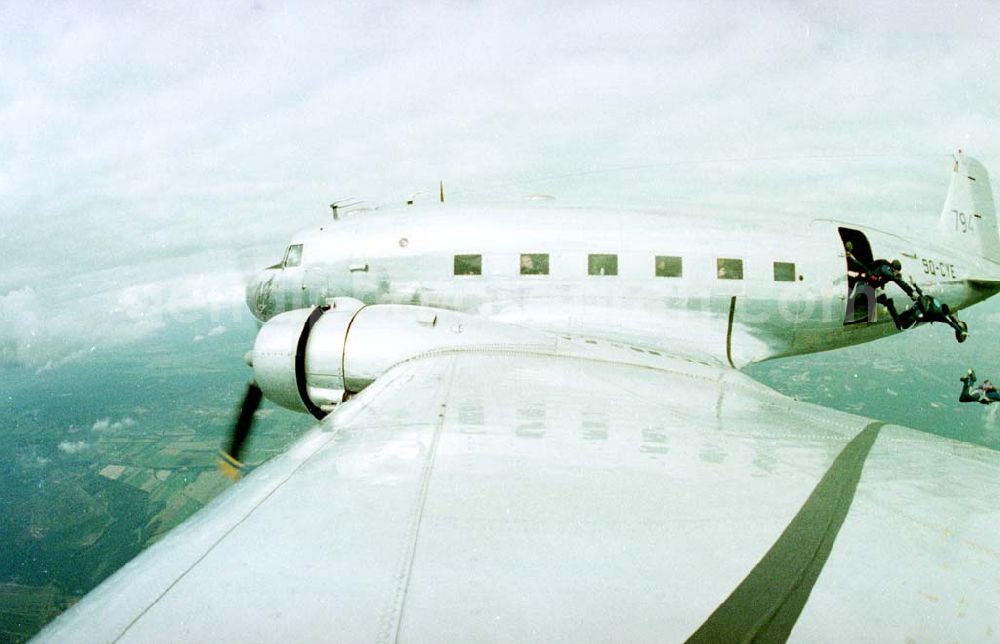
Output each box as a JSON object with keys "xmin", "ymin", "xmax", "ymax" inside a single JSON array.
[{"xmin": 246, "ymin": 203, "xmax": 1000, "ymax": 367}]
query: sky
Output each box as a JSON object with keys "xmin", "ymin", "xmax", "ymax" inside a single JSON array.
[{"xmin": 2, "ymin": 0, "xmax": 1000, "ymax": 372}]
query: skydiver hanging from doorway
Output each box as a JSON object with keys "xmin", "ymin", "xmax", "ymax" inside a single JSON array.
[
  {"xmin": 959, "ymin": 369, "xmax": 1000, "ymax": 404},
  {"xmin": 846, "ymin": 242, "xmax": 913, "ymax": 296},
  {"xmin": 844, "ymin": 241, "xmax": 913, "ymax": 325}
]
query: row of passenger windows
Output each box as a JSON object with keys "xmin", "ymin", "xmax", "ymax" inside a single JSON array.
[{"xmin": 454, "ymin": 254, "xmax": 799, "ymax": 282}]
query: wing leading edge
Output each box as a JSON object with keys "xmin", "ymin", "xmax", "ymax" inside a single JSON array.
[{"xmin": 34, "ymin": 350, "xmax": 1000, "ymax": 642}]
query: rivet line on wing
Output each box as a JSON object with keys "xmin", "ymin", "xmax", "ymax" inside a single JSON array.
[{"xmin": 374, "ymin": 358, "xmax": 455, "ymax": 644}]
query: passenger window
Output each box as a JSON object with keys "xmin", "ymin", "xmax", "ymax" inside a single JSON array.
[
  {"xmin": 283, "ymin": 244, "xmax": 303, "ymax": 268},
  {"xmin": 588, "ymin": 254, "xmax": 618, "ymax": 276},
  {"xmin": 520, "ymin": 253, "xmax": 549, "ymax": 275},
  {"xmin": 716, "ymin": 258, "xmax": 743, "ymax": 280},
  {"xmin": 453, "ymin": 254, "xmax": 482, "ymax": 276},
  {"xmin": 655, "ymin": 255, "xmax": 683, "ymax": 277},
  {"xmin": 773, "ymin": 261, "xmax": 796, "ymax": 282}
]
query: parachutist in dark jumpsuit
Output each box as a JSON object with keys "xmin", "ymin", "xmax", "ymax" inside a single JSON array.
[
  {"xmin": 867, "ymin": 259, "xmax": 913, "ymax": 295},
  {"xmin": 867, "ymin": 259, "xmax": 914, "ymax": 320},
  {"xmin": 959, "ymin": 369, "xmax": 1000, "ymax": 404},
  {"xmin": 844, "ymin": 243, "xmax": 914, "ymax": 325},
  {"xmin": 890, "ymin": 283, "xmax": 968, "ymax": 342},
  {"xmin": 845, "ymin": 244, "xmax": 911, "ymax": 291}
]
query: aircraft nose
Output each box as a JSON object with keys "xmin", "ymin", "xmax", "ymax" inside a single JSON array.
[{"xmin": 245, "ymin": 268, "xmax": 277, "ymax": 321}]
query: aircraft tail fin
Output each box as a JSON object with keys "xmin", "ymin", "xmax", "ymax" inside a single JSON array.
[{"xmin": 938, "ymin": 150, "xmax": 1000, "ymax": 264}]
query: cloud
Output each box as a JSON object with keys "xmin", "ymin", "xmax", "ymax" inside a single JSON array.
[
  {"xmin": 57, "ymin": 440, "xmax": 89, "ymax": 454},
  {"xmin": 0, "ymin": 287, "xmax": 42, "ymax": 366},
  {"xmin": 92, "ymin": 416, "xmax": 136, "ymax": 431},
  {"xmin": 34, "ymin": 346, "xmax": 97, "ymax": 375},
  {"xmin": 4, "ymin": 3, "xmax": 999, "ymax": 240},
  {"xmin": 0, "ymin": 287, "xmax": 103, "ymax": 370},
  {"xmin": 194, "ymin": 324, "xmax": 228, "ymax": 342},
  {"xmin": 0, "ymin": 264, "xmax": 251, "ymax": 370}
]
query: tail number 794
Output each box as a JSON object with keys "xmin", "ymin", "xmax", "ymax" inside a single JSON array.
[{"xmin": 953, "ymin": 209, "xmax": 976, "ymax": 233}]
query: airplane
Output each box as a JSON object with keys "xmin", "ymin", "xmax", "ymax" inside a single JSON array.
[{"xmin": 35, "ymin": 150, "xmax": 1000, "ymax": 642}]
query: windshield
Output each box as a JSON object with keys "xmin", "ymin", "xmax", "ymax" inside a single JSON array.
[{"xmin": 283, "ymin": 244, "xmax": 303, "ymax": 268}]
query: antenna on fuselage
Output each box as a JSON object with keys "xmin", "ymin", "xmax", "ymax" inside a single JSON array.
[{"xmin": 329, "ymin": 197, "xmax": 364, "ymax": 220}]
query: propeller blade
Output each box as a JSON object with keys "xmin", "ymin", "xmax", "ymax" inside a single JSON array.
[{"xmin": 218, "ymin": 382, "xmax": 263, "ymax": 481}]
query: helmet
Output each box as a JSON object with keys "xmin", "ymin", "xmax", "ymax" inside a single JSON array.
[
  {"xmin": 941, "ymin": 303, "xmax": 951, "ymax": 315},
  {"xmin": 890, "ymin": 259, "xmax": 901, "ymax": 271}
]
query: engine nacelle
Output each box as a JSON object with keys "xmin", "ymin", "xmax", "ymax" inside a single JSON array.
[{"xmin": 251, "ymin": 303, "xmax": 552, "ymax": 417}]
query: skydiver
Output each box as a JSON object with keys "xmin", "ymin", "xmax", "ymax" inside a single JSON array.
[
  {"xmin": 959, "ymin": 369, "xmax": 1000, "ymax": 404},
  {"xmin": 866, "ymin": 259, "xmax": 914, "ymax": 297},
  {"xmin": 845, "ymin": 242, "xmax": 913, "ymax": 324},
  {"xmin": 868, "ymin": 258, "xmax": 916, "ymax": 328},
  {"xmin": 891, "ymin": 283, "xmax": 969, "ymax": 342},
  {"xmin": 845, "ymin": 243, "xmax": 913, "ymax": 295}
]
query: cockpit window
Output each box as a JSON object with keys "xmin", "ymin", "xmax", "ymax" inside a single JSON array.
[{"xmin": 283, "ymin": 244, "xmax": 303, "ymax": 268}]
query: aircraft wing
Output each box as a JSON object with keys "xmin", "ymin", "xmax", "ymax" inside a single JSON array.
[{"xmin": 34, "ymin": 350, "xmax": 1000, "ymax": 642}]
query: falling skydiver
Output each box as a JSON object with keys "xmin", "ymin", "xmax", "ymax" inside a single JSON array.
[{"xmin": 959, "ymin": 369, "xmax": 1000, "ymax": 404}]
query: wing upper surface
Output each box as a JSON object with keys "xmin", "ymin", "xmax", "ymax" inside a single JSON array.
[{"xmin": 34, "ymin": 350, "xmax": 1000, "ymax": 643}]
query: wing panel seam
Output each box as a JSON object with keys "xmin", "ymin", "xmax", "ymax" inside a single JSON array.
[{"xmin": 374, "ymin": 357, "xmax": 456, "ymax": 644}]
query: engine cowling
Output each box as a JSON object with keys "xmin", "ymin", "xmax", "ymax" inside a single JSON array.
[{"xmin": 251, "ymin": 302, "xmax": 553, "ymax": 417}]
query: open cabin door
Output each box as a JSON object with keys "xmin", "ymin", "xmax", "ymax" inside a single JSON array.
[{"xmin": 838, "ymin": 227, "xmax": 877, "ymax": 325}]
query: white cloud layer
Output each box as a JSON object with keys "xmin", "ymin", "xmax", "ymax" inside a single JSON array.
[
  {"xmin": 0, "ymin": 268, "xmax": 249, "ymax": 368},
  {"xmin": 1, "ymin": 1, "xmax": 999, "ymax": 368}
]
